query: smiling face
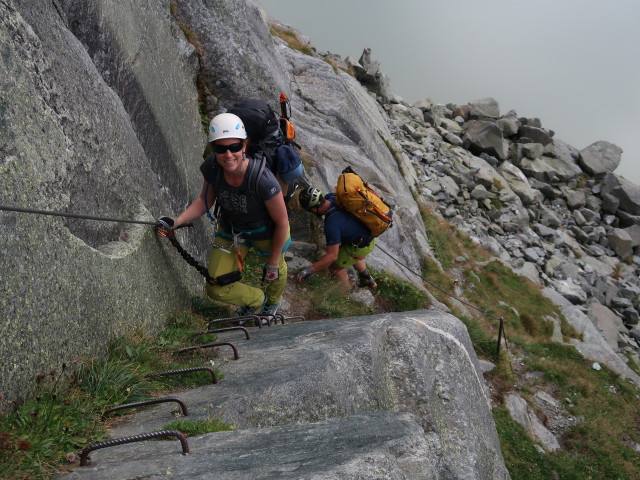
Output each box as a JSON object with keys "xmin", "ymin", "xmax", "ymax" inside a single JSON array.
[{"xmin": 213, "ymin": 137, "xmax": 247, "ymax": 175}]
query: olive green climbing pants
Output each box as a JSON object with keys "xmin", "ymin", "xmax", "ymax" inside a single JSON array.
[{"xmin": 205, "ymin": 228, "xmax": 289, "ymax": 308}]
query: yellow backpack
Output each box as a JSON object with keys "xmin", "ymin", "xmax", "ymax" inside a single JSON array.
[{"xmin": 335, "ymin": 166, "xmax": 393, "ymax": 237}]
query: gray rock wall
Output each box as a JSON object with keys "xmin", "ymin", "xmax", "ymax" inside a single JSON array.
[
  {"xmin": 176, "ymin": 0, "xmax": 431, "ymax": 280},
  {"xmin": 0, "ymin": 0, "xmax": 207, "ymax": 406},
  {"xmin": 0, "ymin": 0, "xmax": 434, "ymax": 407},
  {"xmin": 62, "ymin": 311, "xmax": 510, "ymax": 480}
]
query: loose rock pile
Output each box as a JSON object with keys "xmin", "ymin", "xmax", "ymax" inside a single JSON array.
[{"xmin": 338, "ymin": 51, "xmax": 640, "ymax": 371}]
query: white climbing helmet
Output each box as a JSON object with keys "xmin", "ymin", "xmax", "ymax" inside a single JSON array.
[{"xmin": 208, "ymin": 113, "xmax": 247, "ymax": 142}]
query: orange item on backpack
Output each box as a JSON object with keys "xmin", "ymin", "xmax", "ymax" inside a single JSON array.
[{"xmin": 335, "ymin": 166, "xmax": 393, "ymax": 237}]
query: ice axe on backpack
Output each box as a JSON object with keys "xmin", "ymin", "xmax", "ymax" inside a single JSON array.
[{"xmin": 279, "ymin": 93, "xmax": 300, "ymax": 150}]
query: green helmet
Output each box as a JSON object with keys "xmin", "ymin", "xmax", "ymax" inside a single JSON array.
[{"xmin": 299, "ymin": 187, "xmax": 324, "ymax": 210}]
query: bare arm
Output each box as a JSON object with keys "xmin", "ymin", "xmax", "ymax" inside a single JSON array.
[
  {"xmin": 309, "ymin": 244, "xmax": 340, "ymax": 273},
  {"xmin": 275, "ymin": 173, "xmax": 288, "ymax": 198},
  {"xmin": 175, "ymin": 181, "xmax": 215, "ymax": 226},
  {"xmin": 264, "ymin": 192, "xmax": 289, "ymax": 267}
]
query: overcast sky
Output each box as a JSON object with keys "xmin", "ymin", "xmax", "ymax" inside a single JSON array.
[{"xmin": 260, "ymin": 0, "xmax": 639, "ymax": 185}]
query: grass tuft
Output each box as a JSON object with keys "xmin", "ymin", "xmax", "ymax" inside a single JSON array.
[
  {"xmin": 304, "ymin": 274, "xmax": 373, "ymax": 319},
  {"xmin": 76, "ymin": 360, "xmax": 152, "ymax": 410},
  {"xmin": 162, "ymin": 418, "xmax": 235, "ymax": 436},
  {"xmin": 269, "ymin": 24, "xmax": 314, "ymax": 55},
  {"xmin": 372, "ymin": 268, "xmax": 431, "ymax": 312}
]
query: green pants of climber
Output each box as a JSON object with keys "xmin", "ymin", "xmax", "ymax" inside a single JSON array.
[
  {"xmin": 205, "ymin": 228, "xmax": 289, "ymax": 309},
  {"xmin": 335, "ymin": 239, "xmax": 376, "ymax": 268}
]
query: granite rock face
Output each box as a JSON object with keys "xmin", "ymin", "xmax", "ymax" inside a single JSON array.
[
  {"xmin": 60, "ymin": 312, "xmax": 510, "ymax": 480},
  {"xmin": 3, "ymin": 0, "xmax": 640, "ymax": 473},
  {"xmin": 0, "ymin": 0, "xmax": 207, "ymax": 405},
  {"xmin": 63, "ymin": 412, "xmax": 441, "ymax": 480}
]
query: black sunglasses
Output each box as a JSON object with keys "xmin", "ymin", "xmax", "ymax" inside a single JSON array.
[{"xmin": 212, "ymin": 141, "xmax": 244, "ymax": 154}]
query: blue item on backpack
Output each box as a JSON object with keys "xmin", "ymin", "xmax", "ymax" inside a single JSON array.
[{"xmin": 276, "ymin": 144, "xmax": 304, "ymax": 183}]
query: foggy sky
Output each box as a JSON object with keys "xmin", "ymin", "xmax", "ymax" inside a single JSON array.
[{"xmin": 260, "ymin": 0, "xmax": 639, "ymax": 185}]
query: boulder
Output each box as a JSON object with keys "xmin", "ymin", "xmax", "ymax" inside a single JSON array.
[
  {"xmin": 497, "ymin": 162, "xmax": 540, "ymax": 205},
  {"xmin": 352, "ymin": 48, "xmax": 393, "ymax": 104},
  {"xmin": 617, "ymin": 210, "xmax": 640, "ymax": 228},
  {"xmin": 529, "ymin": 178, "xmax": 559, "ymax": 199},
  {"xmin": 522, "ymin": 143, "xmax": 545, "ymax": 160},
  {"xmin": 600, "ymin": 173, "xmax": 640, "ymax": 216},
  {"xmin": 520, "ymin": 117, "xmax": 542, "ymax": 128},
  {"xmin": 540, "ymin": 155, "xmax": 583, "ymax": 181},
  {"xmin": 76, "ymin": 312, "xmax": 511, "ymax": 479},
  {"xmin": 581, "ymin": 255, "xmax": 615, "ymax": 277},
  {"xmin": 625, "ymin": 225, "xmax": 640, "ymax": 248},
  {"xmin": 579, "ymin": 141, "xmax": 623, "ymax": 176},
  {"xmin": 623, "ymin": 308, "xmax": 640, "ymax": 327},
  {"xmin": 468, "ymin": 97, "xmax": 500, "ymax": 119},
  {"xmin": 462, "ymin": 121, "xmax": 509, "ymax": 160},
  {"xmin": 587, "ymin": 302, "xmax": 626, "ymax": 350},
  {"xmin": 504, "ymin": 392, "xmax": 560, "ymax": 452},
  {"xmin": 564, "ymin": 189, "xmax": 587, "ymax": 210},
  {"xmin": 519, "ymin": 157, "xmax": 561, "ymax": 183},
  {"xmin": 518, "ymin": 125, "xmax": 553, "ymax": 145},
  {"xmin": 552, "ymin": 138, "xmax": 582, "ymax": 173},
  {"xmin": 439, "ymin": 175, "xmax": 461, "ymax": 199},
  {"xmin": 538, "ymin": 205, "xmax": 563, "ymax": 228},
  {"xmin": 439, "ymin": 117, "xmax": 463, "ymax": 134},
  {"xmin": 497, "ymin": 116, "xmax": 520, "ymax": 137},
  {"xmin": 601, "ymin": 192, "xmax": 621, "ymax": 214},
  {"xmin": 543, "ymin": 288, "xmax": 640, "ymax": 385},
  {"xmin": 471, "ymin": 184, "xmax": 495, "ymax": 200},
  {"xmin": 451, "ymin": 104, "xmax": 471, "ymax": 121},
  {"xmin": 515, "ymin": 261, "xmax": 542, "ymax": 284},
  {"xmin": 607, "ymin": 228, "xmax": 634, "ymax": 258},
  {"xmin": 61, "ymin": 412, "xmax": 448, "ymax": 480},
  {"xmin": 554, "ymin": 279, "xmax": 588, "ymax": 304},
  {"xmin": 413, "ymin": 97, "xmax": 435, "ymax": 111}
]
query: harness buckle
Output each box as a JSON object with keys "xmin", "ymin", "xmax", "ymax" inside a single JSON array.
[{"xmin": 232, "ymin": 231, "xmax": 245, "ymax": 272}]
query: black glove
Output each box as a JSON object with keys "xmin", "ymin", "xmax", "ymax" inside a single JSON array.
[
  {"xmin": 155, "ymin": 216, "xmax": 175, "ymax": 236},
  {"xmin": 296, "ymin": 267, "xmax": 314, "ymax": 282},
  {"xmin": 262, "ymin": 264, "xmax": 279, "ymax": 283}
]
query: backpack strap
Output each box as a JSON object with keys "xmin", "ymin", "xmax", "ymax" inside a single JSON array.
[
  {"xmin": 204, "ymin": 181, "xmax": 216, "ymax": 224},
  {"xmin": 203, "ymin": 156, "xmax": 268, "ymax": 233},
  {"xmin": 247, "ymin": 155, "xmax": 267, "ymax": 195}
]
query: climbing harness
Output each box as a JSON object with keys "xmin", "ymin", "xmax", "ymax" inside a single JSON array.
[{"xmin": 154, "ymin": 218, "xmax": 241, "ymax": 286}]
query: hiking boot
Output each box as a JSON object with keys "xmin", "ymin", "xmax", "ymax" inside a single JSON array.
[
  {"xmin": 260, "ymin": 298, "xmax": 283, "ymax": 317},
  {"xmin": 235, "ymin": 294, "xmax": 268, "ymax": 326},
  {"xmin": 234, "ymin": 304, "xmax": 257, "ymax": 317},
  {"xmin": 358, "ymin": 276, "xmax": 377, "ymax": 289},
  {"xmin": 235, "ymin": 294, "xmax": 267, "ymax": 317}
]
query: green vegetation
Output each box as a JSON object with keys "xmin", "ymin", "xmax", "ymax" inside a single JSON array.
[
  {"xmin": 0, "ymin": 307, "xmax": 226, "ymax": 479},
  {"xmin": 383, "ymin": 137, "xmax": 412, "ymax": 184},
  {"xmin": 3, "ymin": 199, "xmax": 638, "ymax": 479},
  {"xmin": 0, "ymin": 368, "xmax": 107, "ymax": 480},
  {"xmin": 169, "ymin": 0, "xmax": 210, "ymax": 133},
  {"xmin": 421, "ymin": 205, "xmax": 490, "ymax": 269},
  {"xmin": 372, "ymin": 268, "xmax": 431, "ymax": 312},
  {"xmin": 495, "ymin": 362, "xmax": 640, "ymax": 480},
  {"xmin": 493, "ymin": 407, "xmax": 560, "ymax": 479},
  {"xmin": 421, "ymin": 206, "xmax": 640, "ymax": 479},
  {"xmin": 465, "ymin": 260, "xmax": 559, "ymax": 338},
  {"xmin": 77, "ymin": 360, "xmax": 154, "ymax": 409},
  {"xmin": 163, "ymin": 419, "xmax": 234, "ymax": 436},
  {"xmin": 269, "ymin": 24, "xmax": 314, "ymax": 56},
  {"xmin": 323, "ymin": 57, "xmax": 339, "ymax": 75},
  {"xmin": 304, "ymin": 273, "xmax": 373, "ymax": 319},
  {"xmin": 458, "ymin": 315, "xmax": 499, "ymax": 361}
]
